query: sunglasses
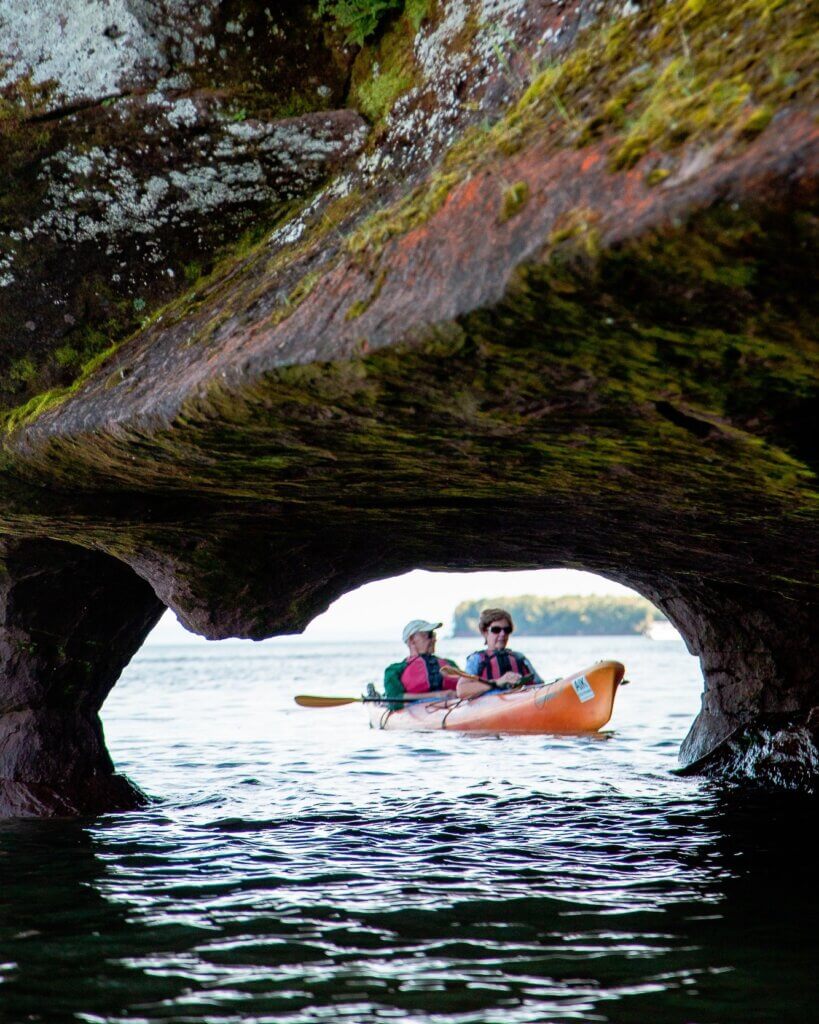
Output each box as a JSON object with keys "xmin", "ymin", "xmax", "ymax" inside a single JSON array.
[
  {"xmin": 417, "ymin": 631, "xmax": 436, "ymax": 639},
  {"xmin": 488, "ymin": 625, "xmax": 513, "ymax": 635}
]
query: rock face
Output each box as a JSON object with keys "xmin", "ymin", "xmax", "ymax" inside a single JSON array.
[
  {"xmin": 0, "ymin": 536, "xmax": 163, "ymax": 814},
  {"xmin": 1, "ymin": 0, "xmax": 818, "ymax": 813},
  {"xmin": 0, "ymin": 0, "xmax": 362, "ymax": 411}
]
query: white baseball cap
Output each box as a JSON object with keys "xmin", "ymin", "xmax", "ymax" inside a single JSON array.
[{"xmin": 402, "ymin": 619, "xmax": 443, "ymax": 644}]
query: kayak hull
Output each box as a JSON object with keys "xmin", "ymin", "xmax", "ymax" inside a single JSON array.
[{"xmin": 368, "ymin": 661, "xmax": 626, "ymax": 733}]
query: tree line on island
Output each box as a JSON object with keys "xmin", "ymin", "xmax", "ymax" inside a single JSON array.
[{"xmin": 452, "ymin": 595, "xmax": 667, "ymax": 637}]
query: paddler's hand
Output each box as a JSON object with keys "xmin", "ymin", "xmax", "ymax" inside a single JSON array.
[{"xmin": 497, "ymin": 671, "xmax": 522, "ymax": 689}]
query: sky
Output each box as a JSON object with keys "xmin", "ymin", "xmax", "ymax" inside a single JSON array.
[{"xmin": 146, "ymin": 567, "xmax": 638, "ymax": 645}]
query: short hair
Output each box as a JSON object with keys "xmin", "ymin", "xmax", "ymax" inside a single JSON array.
[{"xmin": 478, "ymin": 607, "xmax": 514, "ymax": 632}]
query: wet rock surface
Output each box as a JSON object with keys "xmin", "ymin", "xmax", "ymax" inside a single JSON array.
[
  {"xmin": 1, "ymin": 0, "xmax": 818, "ymax": 812},
  {"xmin": 0, "ymin": 536, "xmax": 163, "ymax": 815},
  {"xmin": 678, "ymin": 714, "xmax": 819, "ymax": 793}
]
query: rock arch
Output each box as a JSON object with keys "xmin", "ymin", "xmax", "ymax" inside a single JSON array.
[
  {"xmin": 2, "ymin": 508, "xmax": 817, "ymax": 815},
  {"xmin": 1, "ymin": 0, "xmax": 817, "ymax": 811}
]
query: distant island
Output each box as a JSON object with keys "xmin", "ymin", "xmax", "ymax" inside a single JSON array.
[{"xmin": 452, "ymin": 595, "xmax": 667, "ymax": 637}]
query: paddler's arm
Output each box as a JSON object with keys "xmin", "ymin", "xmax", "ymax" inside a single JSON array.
[
  {"xmin": 383, "ymin": 662, "xmax": 407, "ymax": 705},
  {"xmin": 456, "ymin": 673, "xmax": 532, "ymax": 697},
  {"xmin": 440, "ymin": 657, "xmax": 463, "ymax": 691},
  {"xmin": 447, "ymin": 657, "xmax": 493, "ymax": 698},
  {"xmin": 456, "ymin": 677, "xmax": 492, "ymax": 698}
]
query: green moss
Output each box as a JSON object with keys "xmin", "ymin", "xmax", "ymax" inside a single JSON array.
[
  {"xmin": 3, "ymin": 387, "xmax": 69, "ymax": 435},
  {"xmin": 54, "ymin": 345, "xmax": 79, "ymax": 369},
  {"xmin": 0, "ymin": 73, "xmax": 56, "ymax": 124},
  {"xmin": 739, "ymin": 104, "xmax": 775, "ymax": 137},
  {"xmin": 547, "ymin": 208, "xmax": 602, "ymax": 263},
  {"xmin": 318, "ymin": 0, "xmax": 403, "ymax": 45},
  {"xmin": 346, "ymin": 171, "xmax": 460, "ymax": 255},
  {"xmin": 611, "ymin": 66, "xmax": 750, "ymax": 169},
  {"xmin": 495, "ymin": 0, "xmax": 816, "ymax": 169},
  {"xmin": 345, "ymin": 268, "xmax": 388, "ymax": 319},
  {"xmin": 646, "ymin": 167, "xmax": 671, "ymax": 186},
  {"xmin": 345, "ymin": 300, "xmax": 369, "ymax": 320},
  {"xmin": 8, "ymin": 357, "xmax": 37, "ymax": 386},
  {"xmin": 404, "ymin": 0, "xmax": 430, "ymax": 32},
  {"xmin": 345, "ymin": 0, "xmax": 430, "ymax": 125},
  {"xmin": 2, "ymin": 338, "xmax": 122, "ymax": 436},
  {"xmin": 0, "ymin": 268, "xmax": 167, "ymax": 415},
  {"xmin": 271, "ymin": 90, "xmax": 322, "ymax": 119},
  {"xmin": 265, "ymin": 269, "xmax": 325, "ymax": 328},
  {"xmin": 356, "ymin": 64, "xmax": 412, "ymax": 121},
  {"xmin": 183, "ymin": 261, "xmax": 203, "ymax": 284},
  {"xmin": 499, "ymin": 180, "xmax": 530, "ymax": 222}
]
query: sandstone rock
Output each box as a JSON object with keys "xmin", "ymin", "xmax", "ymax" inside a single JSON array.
[
  {"xmin": 1, "ymin": 0, "xmax": 817, "ymax": 813},
  {"xmin": 1, "ymin": 0, "xmax": 361, "ymax": 410}
]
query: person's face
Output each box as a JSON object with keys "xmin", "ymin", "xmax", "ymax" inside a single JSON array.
[
  {"xmin": 408, "ymin": 630, "xmax": 437, "ymax": 657},
  {"xmin": 483, "ymin": 619, "xmax": 512, "ymax": 652}
]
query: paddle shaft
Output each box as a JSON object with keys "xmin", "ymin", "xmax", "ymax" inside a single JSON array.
[
  {"xmin": 295, "ymin": 674, "xmax": 535, "ymax": 709},
  {"xmin": 295, "ymin": 694, "xmax": 453, "ymax": 708}
]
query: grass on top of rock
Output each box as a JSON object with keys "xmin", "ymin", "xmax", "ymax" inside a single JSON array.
[
  {"xmin": 346, "ymin": 0, "xmax": 430, "ymax": 123},
  {"xmin": 318, "ymin": 0, "xmax": 428, "ymax": 45},
  {"xmin": 319, "ymin": 0, "xmax": 402, "ymax": 45},
  {"xmin": 331, "ymin": 0, "xmax": 817, "ymax": 262},
  {"xmin": 499, "ymin": 0, "xmax": 817, "ymax": 169}
]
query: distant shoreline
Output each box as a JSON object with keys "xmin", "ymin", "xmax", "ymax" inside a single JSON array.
[
  {"xmin": 451, "ymin": 628, "xmax": 669, "ymax": 636},
  {"xmin": 452, "ymin": 594, "xmax": 667, "ymax": 638}
]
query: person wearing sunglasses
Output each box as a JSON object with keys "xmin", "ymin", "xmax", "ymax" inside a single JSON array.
[
  {"xmin": 382, "ymin": 619, "xmax": 462, "ymax": 707},
  {"xmin": 465, "ymin": 608, "xmax": 543, "ymax": 691}
]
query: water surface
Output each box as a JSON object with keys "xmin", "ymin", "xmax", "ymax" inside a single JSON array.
[{"xmin": 1, "ymin": 636, "xmax": 816, "ymax": 1022}]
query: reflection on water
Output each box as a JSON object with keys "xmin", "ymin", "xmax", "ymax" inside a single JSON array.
[{"xmin": 1, "ymin": 637, "xmax": 816, "ymax": 1023}]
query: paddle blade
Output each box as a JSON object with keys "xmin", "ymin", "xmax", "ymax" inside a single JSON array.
[{"xmin": 294, "ymin": 695, "xmax": 361, "ymax": 708}]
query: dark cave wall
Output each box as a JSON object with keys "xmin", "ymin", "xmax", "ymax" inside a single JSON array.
[{"xmin": 0, "ymin": 537, "xmax": 164, "ymax": 815}]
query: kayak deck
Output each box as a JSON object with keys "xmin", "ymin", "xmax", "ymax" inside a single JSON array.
[{"xmin": 368, "ymin": 660, "xmax": 626, "ymax": 733}]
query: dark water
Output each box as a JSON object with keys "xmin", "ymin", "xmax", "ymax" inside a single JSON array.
[{"xmin": 1, "ymin": 636, "xmax": 816, "ymax": 1023}]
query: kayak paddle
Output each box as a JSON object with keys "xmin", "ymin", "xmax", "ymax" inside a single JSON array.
[
  {"xmin": 295, "ymin": 674, "xmax": 537, "ymax": 708},
  {"xmin": 294, "ymin": 694, "xmax": 451, "ymax": 708}
]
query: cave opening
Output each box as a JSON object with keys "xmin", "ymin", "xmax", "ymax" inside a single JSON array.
[
  {"xmin": 2, "ymin": 532, "xmax": 816, "ymax": 817},
  {"xmin": 94, "ymin": 567, "xmax": 700, "ymax": 802}
]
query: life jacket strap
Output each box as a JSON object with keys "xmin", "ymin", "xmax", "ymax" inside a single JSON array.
[{"xmin": 420, "ymin": 653, "xmax": 444, "ymax": 691}]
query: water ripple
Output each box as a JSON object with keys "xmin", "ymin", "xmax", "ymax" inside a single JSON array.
[{"xmin": 2, "ymin": 637, "xmax": 817, "ymax": 1022}]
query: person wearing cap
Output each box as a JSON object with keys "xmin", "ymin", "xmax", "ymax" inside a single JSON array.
[
  {"xmin": 465, "ymin": 607, "xmax": 543, "ymax": 691},
  {"xmin": 383, "ymin": 619, "xmax": 462, "ymax": 707}
]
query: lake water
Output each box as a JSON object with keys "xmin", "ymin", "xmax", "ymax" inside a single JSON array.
[{"xmin": 1, "ymin": 635, "xmax": 816, "ymax": 1023}]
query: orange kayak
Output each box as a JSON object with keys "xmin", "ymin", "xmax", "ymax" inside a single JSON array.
[{"xmin": 367, "ymin": 661, "xmax": 626, "ymax": 733}]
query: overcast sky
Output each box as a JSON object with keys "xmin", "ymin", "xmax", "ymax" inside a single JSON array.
[{"xmin": 146, "ymin": 567, "xmax": 637, "ymax": 645}]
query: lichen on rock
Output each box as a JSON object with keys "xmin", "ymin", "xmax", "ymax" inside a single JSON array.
[{"xmin": 0, "ymin": 1, "xmax": 364, "ymax": 413}]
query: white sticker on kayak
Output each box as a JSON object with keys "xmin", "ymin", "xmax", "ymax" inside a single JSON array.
[{"xmin": 572, "ymin": 676, "xmax": 595, "ymax": 703}]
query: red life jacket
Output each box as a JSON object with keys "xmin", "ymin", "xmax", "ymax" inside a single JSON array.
[
  {"xmin": 401, "ymin": 654, "xmax": 458, "ymax": 692},
  {"xmin": 472, "ymin": 649, "xmax": 526, "ymax": 681}
]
